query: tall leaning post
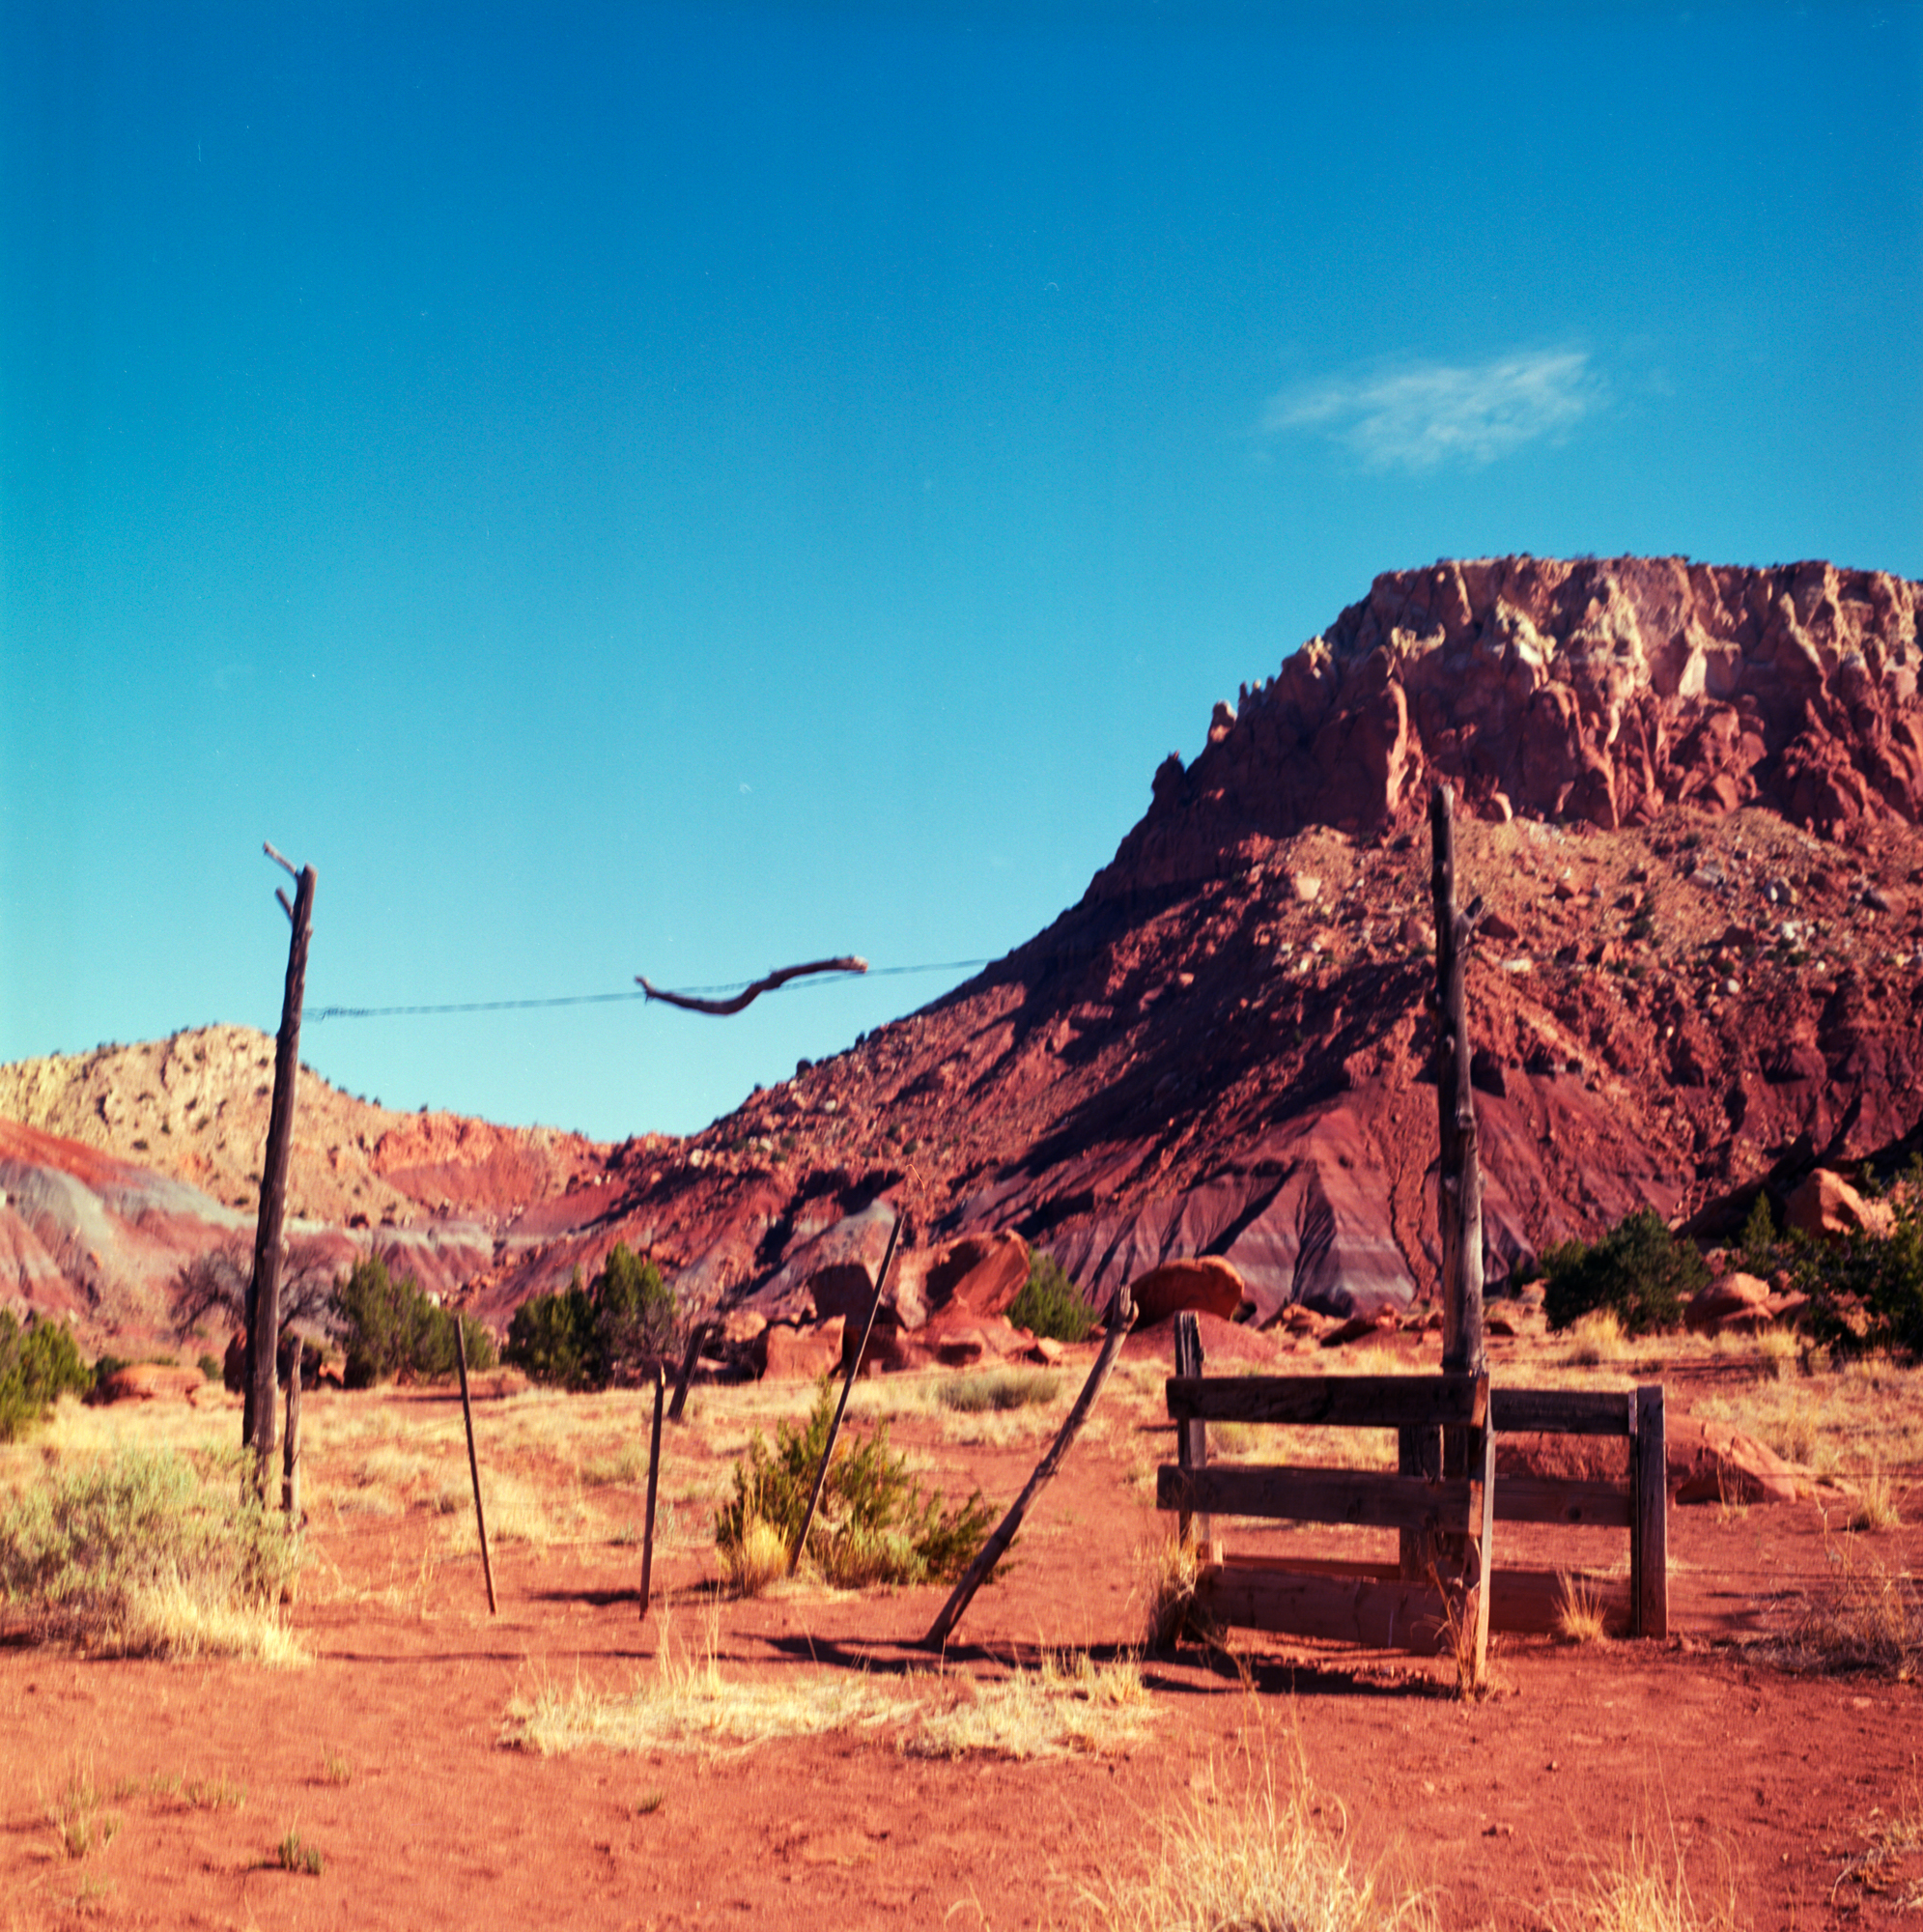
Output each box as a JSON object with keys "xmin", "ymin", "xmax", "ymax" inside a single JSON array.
[{"xmin": 246, "ymin": 843, "xmax": 316, "ymax": 1502}]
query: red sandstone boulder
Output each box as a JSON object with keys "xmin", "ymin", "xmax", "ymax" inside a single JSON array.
[
  {"xmin": 1128, "ymin": 1256, "xmax": 1251, "ymax": 1325},
  {"xmin": 99, "ymin": 1361, "xmax": 207, "ymax": 1404},
  {"xmin": 922, "ymin": 1233, "xmax": 1031, "ymax": 1323},
  {"xmin": 759, "ymin": 1317, "xmax": 845, "ymax": 1381},
  {"xmin": 1784, "ymin": 1170, "xmax": 1895, "ymax": 1242},
  {"xmin": 1666, "ymin": 1414, "xmax": 1853, "ymax": 1506},
  {"xmin": 1683, "ymin": 1271, "xmax": 1772, "ymax": 1335}
]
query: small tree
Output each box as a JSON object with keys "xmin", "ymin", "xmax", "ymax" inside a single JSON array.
[
  {"xmin": 1737, "ymin": 1193, "xmax": 1779, "ymax": 1277},
  {"xmin": 590, "ymin": 1244, "xmax": 678, "ymax": 1380},
  {"xmin": 1542, "ymin": 1208, "xmax": 1707, "ymax": 1335},
  {"xmin": 331, "ymin": 1254, "xmax": 494, "ymax": 1387},
  {"xmin": 503, "ymin": 1267, "xmax": 599, "ymax": 1389},
  {"xmin": 504, "ymin": 1246, "xmax": 679, "ymax": 1389}
]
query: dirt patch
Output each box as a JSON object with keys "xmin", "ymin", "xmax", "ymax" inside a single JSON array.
[{"xmin": 2, "ymin": 1338, "xmax": 1919, "ymax": 1928}]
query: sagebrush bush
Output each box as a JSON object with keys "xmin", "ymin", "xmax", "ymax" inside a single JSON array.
[
  {"xmin": 716, "ymin": 1380, "xmax": 991, "ymax": 1589},
  {"xmin": 1542, "ymin": 1209, "xmax": 1706, "ymax": 1335},
  {"xmin": 0, "ymin": 1447, "xmax": 302, "ymax": 1660},
  {"xmin": 0, "ymin": 1314, "xmax": 94, "ymax": 1441},
  {"xmin": 1007, "ymin": 1252, "xmax": 1094, "ymax": 1344},
  {"xmin": 505, "ymin": 1245, "xmax": 679, "ymax": 1389},
  {"xmin": 331, "ymin": 1255, "xmax": 495, "ymax": 1388}
]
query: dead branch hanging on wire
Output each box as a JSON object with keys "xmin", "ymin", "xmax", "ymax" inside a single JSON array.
[{"xmin": 635, "ymin": 955, "xmax": 867, "ymax": 1016}]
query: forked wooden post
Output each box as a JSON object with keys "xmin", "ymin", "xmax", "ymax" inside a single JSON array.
[
  {"xmin": 789, "ymin": 1211, "xmax": 903, "ymax": 1575},
  {"xmin": 454, "ymin": 1317, "xmax": 497, "ymax": 1616},
  {"xmin": 639, "ymin": 1363, "xmax": 666, "ymax": 1618},
  {"xmin": 1173, "ymin": 1313, "xmax": 1215, "ymax": 1560},
  {"xmin": 1632, "ymin": 1384, "xmax": 1668, "ymax": 1639},
  {"xmin": 923, "ymin": 1286, "xmax": 1136, "ymax": 1651},
  {"xmin": 245, "ymin": 844, "xmax": 316, "ymax": 1496}
]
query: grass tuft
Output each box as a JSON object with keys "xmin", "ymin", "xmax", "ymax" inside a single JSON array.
[
  {"xmin": 1141, "ymin": 1534, "xmax": 1211, "ymax": 1652},
  {"xmin": 274, "ymin": 1827, "xmax": 324, "ymax": 1876},
  {"xmin": 502, "ymin": 1621, "xmax": 909, "ymax": 1758},
  {"xmin": 1545, "ymin": 1822, "xmax": 1738, "ymax": 1932},
  {"xmin": 906, "ymin": 1652, "xmax": 1156, "ymax": 1761},
  {"xmin": 720, "ymin": 1514, "xmax": 790, "ymax": 1597},
  {"xmin": 1554, "ymin": 1572, "xmax": 1609, "ymax": 1645},
  {"xmin": 44, "ymin": 1763, "xmax": 122, "ymax": 1861},
  {"xmin": 938, "ymin": 1368, "xmax": 1060, "ymax": 1414},
  {"xmin": 1089, "ymin": 1744, "xmax": 1430, "ymax": 1932},
  {"xmin": 1847, "ymin": 1467, "xmax": 1903, "ymax": 1533},
  {"xmin": 1768, "ymin": 1533, "xmax": 1920, "ymax": 1678}
]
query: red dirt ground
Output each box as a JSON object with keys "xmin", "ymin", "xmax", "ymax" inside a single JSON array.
[{"xmin": 4, "ymin": 1358, "xmax": 1919, "ymax": 1932}]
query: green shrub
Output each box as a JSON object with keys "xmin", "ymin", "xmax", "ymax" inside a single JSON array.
[
  {"xmin": 1541, "ymin": 1208, "xmax": 1707, "ymax": 1335},
  {"xmin": 330, "ymin": 1256, "xmax": 495, "ymax": 1388},
  {"xmin": 1790, "ymin": 1157, "xmax": 1923, "ymax": 1357},
  {"xmin": 504, "ymin": 1269, "xmax": 599, "ymax": 1388},
  {"xmin": 0, "ymin": 1446, "xmax": 301, "ymax": 1659},
  {"xmin": 197, "ymin": 1353, "xmax": 223, "ymax": 1382},
  {"xmin": 716, "ymin": 1380, "xmax": 991, "ymax": 1588},
  {"xmin": 0, "ymin": 1315, "xmax": 95, "ymax": 1441},
  {"xmin": 1006, "ymin": 1253, "xmax": 1094, "ymax": 1344},
  {"xmin": 504, "ymin": 1246, "xmax": 679, "ymax": 1390}
]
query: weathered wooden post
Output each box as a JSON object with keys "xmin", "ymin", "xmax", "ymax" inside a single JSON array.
[
  {"xmin": 638, "ymin": 1363, "xmax": 666, "ymax": 1618},
  {"xmin": 1414, "ymin": 787, "xmax": 1490, "ymax": 1665},
  {"xmin": 1429, "ymin": 784, "xmax": 1485, "ymax": 1380},
  {"xmin": 245, "ymin": 843, "xmax": 316, "ymax": 1500},
  {"xmin": 1173, "ymin": 1312, "xmax": 1216, "ymax": 1561}
]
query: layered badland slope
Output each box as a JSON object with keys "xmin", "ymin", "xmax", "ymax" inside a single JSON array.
[{"xmin": 6, "ymin": 556, "xmax": 1920, "ymax": 1346}]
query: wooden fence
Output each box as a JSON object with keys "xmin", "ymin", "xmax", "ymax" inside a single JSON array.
[{"xmin": 1156, "ymin": 1315, "xmax": 1668, "ymax": 1672}]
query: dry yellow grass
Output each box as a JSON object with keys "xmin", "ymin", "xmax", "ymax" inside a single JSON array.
[
  {"xmin": 1544, "ymin": 1823, "xmax": 1739, "ymax": 1932},
  {"xmin": 1554, "ymin": 1572, "xmax": 1609, "ymax": 1645},
  {"xmin": 1088, "ymin": 1742, "xmax": 1431, "ymax": 1932},
  {"xmin": 907, "ymin": 1653, "xmax": 1156, "ymax": 1761}
]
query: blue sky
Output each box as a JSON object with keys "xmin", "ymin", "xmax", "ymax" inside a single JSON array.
[{"xmin": 4, "ymin": 1, "xmax": 1919, "ymax": 1141}]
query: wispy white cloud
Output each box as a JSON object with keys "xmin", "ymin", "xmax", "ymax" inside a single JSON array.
[{"xmin": 1264, "ymin": 348, "xmax": 1600, "ymax": 472}]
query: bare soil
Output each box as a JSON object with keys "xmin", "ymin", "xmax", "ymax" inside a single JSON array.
[{"xmin": 4, "ymin": 1341, "xmax": 1919, "ymax": 1930}]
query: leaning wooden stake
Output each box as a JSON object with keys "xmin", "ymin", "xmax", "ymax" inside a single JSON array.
[
  {"xmin": 638, "ymin": 1363, "xmax": 666, "ymax": 1618},
  {"xmin": 1429, "ymin": 785, "xmax": 1485, "ymax": 1379},
  {"xmin": 923, "ymin": 1287, "xmax": 1137, "ymax": 1650},
  {"xmin": 454, "ymin": 1317, "xmax": 496, "ymax": 1615},
  {"xmin": 245, "ymin": 843, "xmax": 316, "ymax": 1495},
  {"xmin": 789, "ymin": 1212, "xmax": 903, "ymax": 1574},
  {"xmin": 666, "ymin": 1321, "xmax": 714, "ymax": 1424}
]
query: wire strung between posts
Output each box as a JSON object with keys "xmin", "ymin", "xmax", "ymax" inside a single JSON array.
[{"xmin": 304, "ymin": 958, "xmax": 992, "ymax": 1024}]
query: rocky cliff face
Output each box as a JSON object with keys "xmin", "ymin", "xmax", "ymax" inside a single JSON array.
[
  {"xmin": 1097, "ymin": 557, "xmax": 1923, "ymax": 901},
  {"xmin": 8, "ymin": 558, "xmax": 1921, "ymax": 1348}
]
